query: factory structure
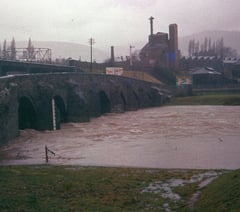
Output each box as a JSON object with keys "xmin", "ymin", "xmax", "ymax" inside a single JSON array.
[{"xmin": 139, "ymin": 17, "xmax": 180, "ymax": 70}]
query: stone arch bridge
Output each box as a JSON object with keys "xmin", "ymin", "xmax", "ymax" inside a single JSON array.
[{"xmin": 0, "ymin": 72, "xmax": 171, "ymax": 145}]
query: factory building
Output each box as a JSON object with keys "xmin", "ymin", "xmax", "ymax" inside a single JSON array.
[{"xmin": 140, "ymin": 17, "xmax": 179, "ymax": 70}]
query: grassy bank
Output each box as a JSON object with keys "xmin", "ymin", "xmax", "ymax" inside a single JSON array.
[
  {"xmin": 194, "ymin": 169, "xmax": 240, "ymax": 211},
  {"xmin": 0, "ymin": 166, "xmax": 239, "ymax": 211},
  {"xmin": 169, "ymin": 92, "xmax": 240, "ymax": 105}
]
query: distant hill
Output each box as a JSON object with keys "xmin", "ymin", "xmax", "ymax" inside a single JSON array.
[
  {"xmin": 179, "ymin": 30, "xmax": 240, "ymax": 56},
  {"xmin": 15, "ymin": 41, "xmax": 109, "ymax": 63},
  {"xmin": 13, "ymin": 31, "xmax": 239, "ymax": 63},
  {"xmin": 115, "ymin": 31, "xmax": 240, "ymax": 58}
]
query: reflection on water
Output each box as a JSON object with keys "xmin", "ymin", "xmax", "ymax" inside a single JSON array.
[{"xmin": 1, "ymin": 106, "xmax": 240, "ymax": 169}]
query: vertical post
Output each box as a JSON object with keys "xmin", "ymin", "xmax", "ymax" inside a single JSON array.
[
  {"xmin": 88, "ymin": 38, "xmax": 95, "ymax": 72},
  {"xmin": 45, "ymin": 146, "xmax": 48, "ymax": 163},
  {"xmin": 90, "ymin": 40, "xmax": 93, "ymax": 71},
  {"xmin": 130, "ymin": 45, "xmax": 135, "ymax": 69},
  {"xmin": 52, "ymin": 98, "xmax": 56, "ymax": 131}
]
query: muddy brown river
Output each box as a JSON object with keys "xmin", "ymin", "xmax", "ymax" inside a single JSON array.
[{"xmin": 1, "ymin": 106, "xmax": 240, "ymax": 169}]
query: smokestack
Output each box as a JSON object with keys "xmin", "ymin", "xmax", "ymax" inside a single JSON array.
[
  {"xmin": 169, "ymin": 24, "xmax": 179, "ymax": 69},
  {"xmin": 149, "ymin": 16, "xmax": 154, "ymax": 35},
  {"xmin": 110, "ymin": 46, "xmax": 115, "ymax": 66}
]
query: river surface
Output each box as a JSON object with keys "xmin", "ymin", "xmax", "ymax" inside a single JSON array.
[{"xmin": 1, "ymin": 106, "xmax": 240, "ymax": 169}]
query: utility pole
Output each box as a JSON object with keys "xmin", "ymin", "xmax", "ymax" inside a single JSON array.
[
  {"xmin": 88, "ymin": 38, "xmax": 95, "ymax": 72},
  {"xmin": 129, "ymin": 45, "xmax": 135, "ymax": 69}
]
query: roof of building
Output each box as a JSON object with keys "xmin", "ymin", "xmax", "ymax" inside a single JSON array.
[
  {"xmin": 183, "ymin": 56, "xmax": 221, "ymax": 60},
  {"xmin": 190, "ymin": 67, "xmax": 222, "ymax": 75},
  {"xmin": 223, "ymin": 58, "xmax": 240, "ymax": 64}
]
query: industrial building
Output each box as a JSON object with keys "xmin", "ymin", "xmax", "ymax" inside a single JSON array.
[{"xmin": 139, "ymin": 17, "xmax": 179, "ymax": 70}]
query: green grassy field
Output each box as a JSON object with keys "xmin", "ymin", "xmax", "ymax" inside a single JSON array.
[
  {"xmin": 169, "ymin": 92, "xmax": 240, "ymax": 105},
  {"xmin": 0, "ymin": 166, "xmax": 239, "ymax": 211},
  {"xmin": 194, "ymin": 169, "xmax": 240, "ymax": 211}
]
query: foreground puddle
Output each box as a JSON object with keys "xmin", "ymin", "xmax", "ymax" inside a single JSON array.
[{"xmin": 141, "ymin": 170, "xmax": 228, "ymax": 211}]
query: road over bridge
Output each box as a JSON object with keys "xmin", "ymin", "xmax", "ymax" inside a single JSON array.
[{"xmin": 0, "ymin": 71, "xmax": 171, "ymax": 145}]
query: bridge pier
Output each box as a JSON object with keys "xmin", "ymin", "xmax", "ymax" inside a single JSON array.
[
  {"xmin": 0, "ymin": 73, "xmax": 170, "ymax": 145},
  {"xmin": 0, "ymin": 83, "xmax": 19, "ymax": 145}
]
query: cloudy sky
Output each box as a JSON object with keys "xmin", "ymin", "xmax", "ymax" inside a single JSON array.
[{"xmin": 1, "ymin": 0, "xmax": 240, "ymax": 49}]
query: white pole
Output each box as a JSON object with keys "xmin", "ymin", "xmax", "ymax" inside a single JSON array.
[
  {"xmin": 130, "ymin": 45, "xmax": 135, "ymax": 68},
  {"xmin": 52, "ymin": 98, "xmax": 56, "ymax": 130}
]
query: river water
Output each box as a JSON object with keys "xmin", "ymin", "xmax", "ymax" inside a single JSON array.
[{"xmin": 1, "ymin": 106, "xmax": 240, "ymax": 169}]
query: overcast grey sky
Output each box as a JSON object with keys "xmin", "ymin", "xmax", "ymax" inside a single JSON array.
[{"xmin": 1, "ymin": 0, "xmax": 240, "ymax": 48}]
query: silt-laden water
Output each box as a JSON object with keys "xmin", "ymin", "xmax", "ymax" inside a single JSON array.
[{"xmin": 1, "ymin": 106, "xmax": 240, "ymax": 169}]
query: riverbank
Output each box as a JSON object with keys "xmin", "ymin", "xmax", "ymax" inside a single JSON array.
[
  {"xmin": 0, "ymin": 165, "xmax": 239, "ymax": 211},
  {"xmin": 169, "ymin": 92, "xmax": 240, "ymax": 105}
]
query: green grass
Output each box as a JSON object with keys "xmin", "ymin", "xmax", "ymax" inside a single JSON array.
[
  {"xmin": 0, "ymin": 166, "xmax": 206, "ymax": 211},
  {"xmin": 194, "ymin": 169, "xmax": 240, "ymax": 212},
  {"xmin": 169, "ymin": 92, "xmax": 240, "ymax": 105},
  {"xmin": 0, "ymin": 166, "xmax": 239, "ymax": 211}
]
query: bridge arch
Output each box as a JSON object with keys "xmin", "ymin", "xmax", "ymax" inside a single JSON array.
[
  {"xmin": 120, "ymin": 88, "xmax": 140, "ymax": 111},
  {"xmin": 18, "ymin": 96, "xmax": 37, "ymax": 130},
  {"xmin": 120, "ymin": 92, "xmax": 127, "ymax": 111},
  {"xmin": 52, "ymin": 95, "xmax": 67, "ymax": 130},
  {"xmin": 99, "ymin": 90, "xmax": 111, "ymax": 114}
]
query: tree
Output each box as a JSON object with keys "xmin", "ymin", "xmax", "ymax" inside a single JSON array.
[
  {"xmin": 208, "ymin": 37, "xmax": 212, "ymax": 53},
  {"xmin": 222, "ymin": 47, "xmax": 238, "ymax": 58},
  {"xmin": 220, "ymin": 37, "xmax": 224, "ymax": 59},
  {"xmin": 188, "ymin": 39, "xmax": 195, "ymax": 56},
  {"xmin": 194, "ymin": 41, "xmax": 199, "ymax": 56},
  {"xmin": 10, "ymin": 37, "xmax": 16, "ymax": 60},
  {"xmin": 188, "ymin": 36, "xmax": 237, "ymax": 58},
  {"xmin": 2, "ymin": 39, "xmax": 8, "ymax": 59},
  {"xmin": 204, "ymin": 37, "xmax": 208, "ymax": 53},
  {"xmin": 27, "ymin": 38, "xmax": 35, "ymax": 60}
]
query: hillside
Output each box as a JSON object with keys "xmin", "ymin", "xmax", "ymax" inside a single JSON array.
[
  {"xmin": 13, "ymin": 40, "xmax": 146, "ymax": 63},
  {"xmin": 15, "ymin": 41, "xmax": 109, "ymax": 63},
  {"xmin": 12, "ymin": 31, "xmax": 240, "ymax": 62},
  {"xmin": 179, "ymin": 30, "xmax": 240, "ymax": 56}
]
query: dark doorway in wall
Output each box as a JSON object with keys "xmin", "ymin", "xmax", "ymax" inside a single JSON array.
[
  {"xmin": 99, "ymin": 91, "xmax": 110, "ymax": 114},
  {"xmin": 18, "ymin": 96, "xmax": 37, "ymax": 130}
]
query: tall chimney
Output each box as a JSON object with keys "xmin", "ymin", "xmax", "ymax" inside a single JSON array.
[
  {"xmin": 149, "ymin": 16, "xmax": 154, "ymax": 35},
  {"xmin": 110, "ymin": 46, "xmax": 115, "ymax": 66},
  {"xmin": 169, "ymin": 24, "xmax": 179, "ymax": 69}
]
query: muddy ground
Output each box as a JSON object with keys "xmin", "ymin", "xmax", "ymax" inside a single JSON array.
[{"xmin": 1, "ymin": 106, "xmax": 240, "ymax": 169}]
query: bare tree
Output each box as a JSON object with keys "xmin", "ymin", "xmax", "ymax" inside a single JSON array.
[
  {"xmin": 188, "ymin": 36, "xmax": 237, "ymax": 58},
  {"xmin": 3, "ymin": 39, "xmax": 8, "ymax": 59},
  {"xmin": 208, "ymin": 37, "xmax": 212, "ymax": 53},
  {"xmin": 188, "ymin": 39, "xmax": 195, "ymax": 56},
  {"xmin": 27, "ymin": 38, "xmax": 35, "ymax": 60},
  {"xmin": 10, "ymin": 37, "xmax": 16, "ymax": 60}
]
